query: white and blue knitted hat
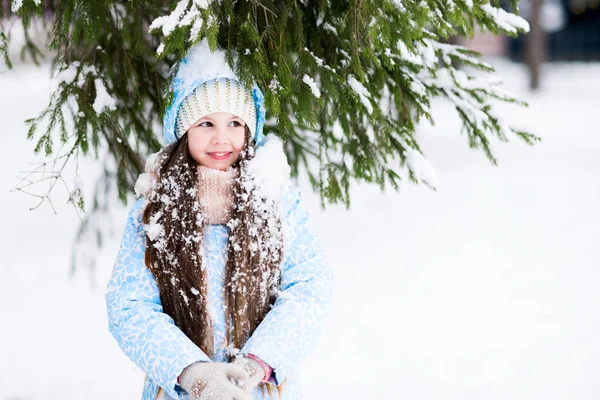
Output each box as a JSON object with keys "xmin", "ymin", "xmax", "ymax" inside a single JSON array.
[
  {"xmin": 163, "ymin": 40, "xmax": 267, "ymax": 148},
  {"xmin": 175, "ymin": 77, "xmax": 257, "ymax": 140}
]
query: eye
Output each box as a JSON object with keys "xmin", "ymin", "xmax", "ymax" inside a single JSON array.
[
  {"xmin": 229, "ymin": 120, "xmax": 244, "ymax": 127},
  {"xmin": 198, "ymin": 121, "xmax": 212, "ymax": 127}
]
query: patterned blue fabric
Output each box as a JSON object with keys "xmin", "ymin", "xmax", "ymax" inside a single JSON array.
[{"xmin": 105, "ymin": 183, "xmax": 336, "ymax": 399}]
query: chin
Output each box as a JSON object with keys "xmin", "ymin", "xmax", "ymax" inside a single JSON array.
[{"xmin": 202, "ymin": 159, "xmax": 235, "ymax": 171}]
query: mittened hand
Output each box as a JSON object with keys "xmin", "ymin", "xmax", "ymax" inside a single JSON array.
[
  {"xmin": 231, "ymin": 356, "xmax": 266, "ymax": 391},
  {"xmin": 178, "ymin": 361, "xmax": 252, "ymax": 400}
]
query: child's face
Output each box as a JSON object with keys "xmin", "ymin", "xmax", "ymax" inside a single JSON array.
[{"xmin": 187, "ymin": 112, "xmax": 247, "ymax": 170}]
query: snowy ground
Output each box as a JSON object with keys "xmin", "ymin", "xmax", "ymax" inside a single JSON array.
[{"xmin": 1, "ymin": 59, "xmax": 599, "ymax": 399}]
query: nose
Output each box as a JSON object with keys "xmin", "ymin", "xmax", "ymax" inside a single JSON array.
[{"xmin": 210, "ymin": 125, "xmax": 229, "ymax": 145}]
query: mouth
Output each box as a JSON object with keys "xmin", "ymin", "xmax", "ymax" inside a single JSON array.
[{"xmin": 207, "ymin": 151, "xmax": 233, "ymax": 161}]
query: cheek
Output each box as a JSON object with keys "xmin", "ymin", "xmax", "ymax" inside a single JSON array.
[
  {"xmin": 231, "ymin": 130, "xmax": 247, "ymax": 153},
  {"xmin": 187, "ymin": 133, "xmax": 209, "ymax": 156}
]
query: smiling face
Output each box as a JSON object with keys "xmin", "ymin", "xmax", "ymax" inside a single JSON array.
[{"xmin": 186, "ymin": 112, "xmax": 248, "ymax": 170}]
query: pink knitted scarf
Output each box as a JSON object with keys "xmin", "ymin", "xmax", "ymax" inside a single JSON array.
[{"xmin": 196, "ymin": 165, "xmax": 237, "ymax": 224}]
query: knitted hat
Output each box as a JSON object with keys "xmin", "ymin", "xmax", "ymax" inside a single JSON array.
[{"xmin": 175, "ymin": 77, "xmax": 257, "ymax": 140}]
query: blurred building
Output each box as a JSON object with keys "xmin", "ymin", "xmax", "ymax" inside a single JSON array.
[{"xmin": 460, "ymin": 0, "xmax": 600, "ymax": 61}]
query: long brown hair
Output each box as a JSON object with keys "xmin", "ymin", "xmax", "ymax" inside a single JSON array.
[{"xmin": 143, "ymin": 126, "xmax": 287, "ymax": 398}]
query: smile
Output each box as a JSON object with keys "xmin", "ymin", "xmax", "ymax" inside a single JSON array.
[{"xmin": 207, "ymin": 152, "xmax": 232, "ymax": 160}]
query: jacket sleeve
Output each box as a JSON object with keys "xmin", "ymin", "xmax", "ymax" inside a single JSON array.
[
  {"xmin": 105, "ymin": 198, "xmax": 212, "ymax": 399},
  {"xmin": 238, "ymin": 185, "xmax": 336, "ymax": 385}
]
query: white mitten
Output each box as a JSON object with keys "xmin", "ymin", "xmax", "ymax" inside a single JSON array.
[
  {"xmin": 231, "ymin": 356, "xmax": 268, "ymax": 391},
  {"xmin": 178, "ymin": 361, "xmax": 252, "ymax": 400}
]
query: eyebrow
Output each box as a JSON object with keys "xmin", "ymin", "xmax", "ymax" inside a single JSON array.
[{"xmin": 200, "ymin": 115, "xmax": 242, "ymax": 121}]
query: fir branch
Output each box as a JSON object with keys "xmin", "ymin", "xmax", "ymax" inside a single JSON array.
[{"xmin": 6, "ymin": 0, "xmax": 539, "ymax": 271}]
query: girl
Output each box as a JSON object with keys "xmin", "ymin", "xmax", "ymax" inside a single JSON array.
[{"xmin": 104, "ymin": 40, "xmax": 336, "ymax": 400}]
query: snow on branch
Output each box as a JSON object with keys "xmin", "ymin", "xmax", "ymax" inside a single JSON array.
[
  {"xmin": 11, "ymin": 0, "xmax": 41, "ymax": 13},
  {"xmin": 480, "ymin": 3, "xmax": 530, "ymax": 34},
  {"xmin": 149, "ymin": 0, "xmax": 215, "ymax": 55}
]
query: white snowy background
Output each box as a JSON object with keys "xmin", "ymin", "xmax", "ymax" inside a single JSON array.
[{"xmin": 1, "ymin": 56, "xmax": 599, "ymax": 399}]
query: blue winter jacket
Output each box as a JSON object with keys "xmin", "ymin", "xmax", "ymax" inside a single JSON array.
[{"xmin": 104, "ymin": 41, "xmax": 336, "ymax": 400}]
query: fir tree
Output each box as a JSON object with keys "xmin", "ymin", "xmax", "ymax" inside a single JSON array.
[{"xmin": 2, "ymin": 0, "xmax": 538, "ymax": 255}]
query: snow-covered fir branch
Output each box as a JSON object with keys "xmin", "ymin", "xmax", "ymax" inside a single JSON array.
[
  {"xmin": 149, "ymin": 0, "xmax": 216, "ymax": 55},
  {"xmin": 6, "ymin": 0, "xmax": 538, "ymax": 228}
]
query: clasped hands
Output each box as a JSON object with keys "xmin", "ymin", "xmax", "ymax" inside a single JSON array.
[{"xmin": 178, "ymin": 356, "xmax": 266, "ymax": 400}]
